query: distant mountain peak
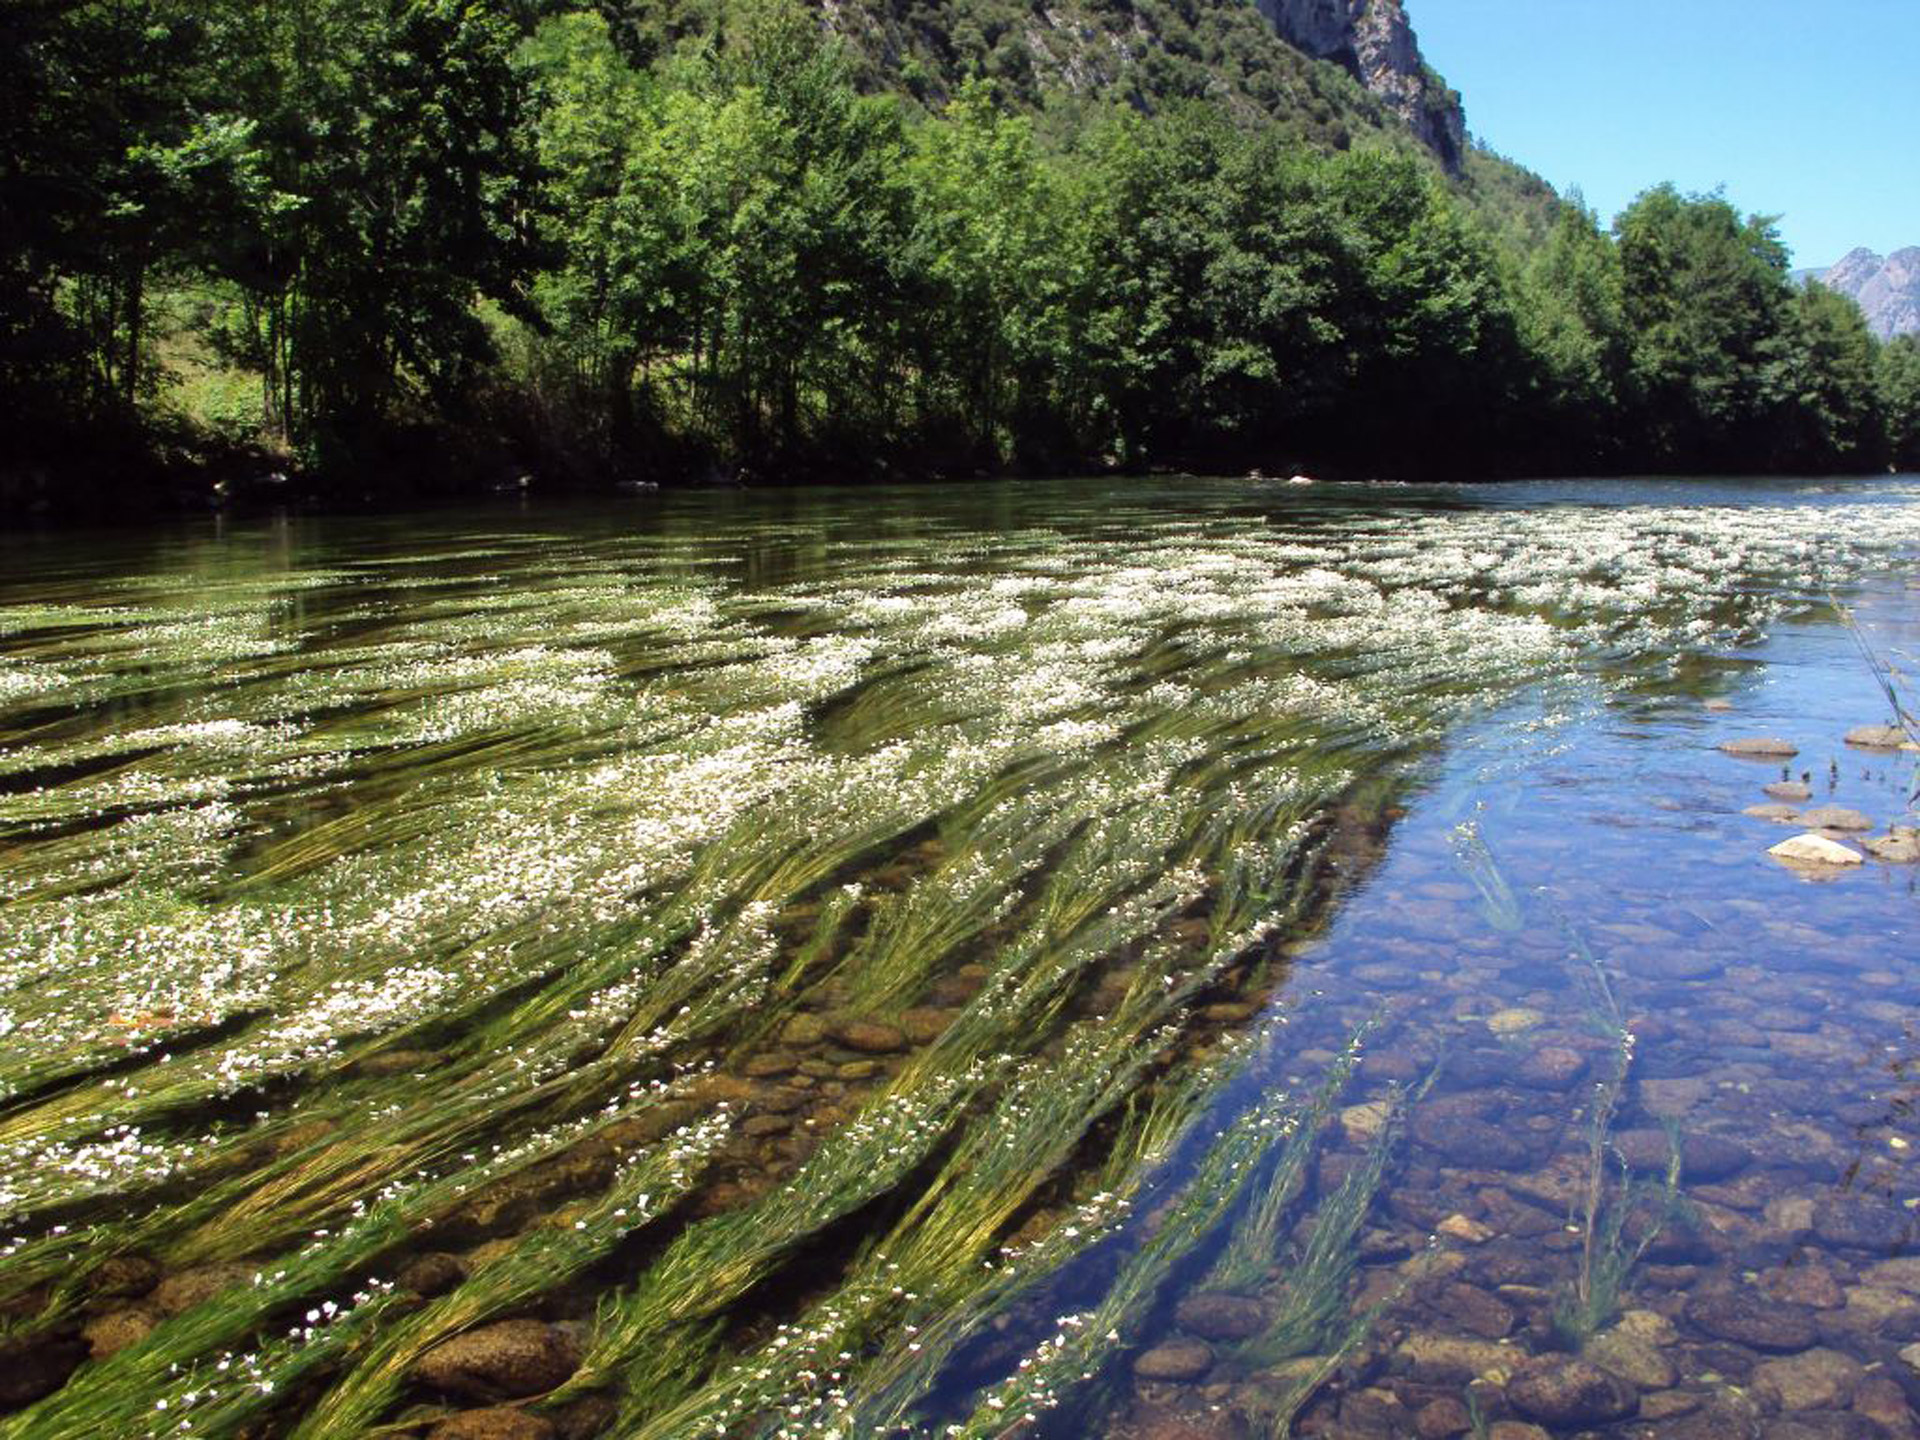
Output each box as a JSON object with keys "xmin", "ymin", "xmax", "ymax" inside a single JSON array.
[{"xmin": 1816, "ymin": 248, "xmax": 1920, "ymax": 338}]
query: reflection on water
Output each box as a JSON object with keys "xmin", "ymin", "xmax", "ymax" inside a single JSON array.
[{"xmin": 0, "ymin": 476, "xmax": 1916, "ymax": 1438}]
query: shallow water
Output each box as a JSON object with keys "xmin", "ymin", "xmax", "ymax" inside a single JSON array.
[{"xmin": 0, "ymin": 476, "xmax": 1917, "ymax": 1439}]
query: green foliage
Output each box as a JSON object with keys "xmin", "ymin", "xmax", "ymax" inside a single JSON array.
[
  {"xmin": 1880, "ymin": 334, "xmax": 1920, "ymax": 471},
  {"xmin": 1615, "ymin": 185, "xmax": 1797, "ymax": 467},
  {"xmin": 2, "ymin": 0, "xmax": 1911, "ymax": 500},
  {"xmin": 1518, "ymin": 200, "xmax": 1632, "ymax": 463},
  {"xmin": 1780, "ymin": 282, "xmax": 1885, "ymax": 468}
]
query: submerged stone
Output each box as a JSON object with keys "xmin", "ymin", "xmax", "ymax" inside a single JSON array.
[
  {"xmin": 1585, "ymin": 1329, "xmax": 1677, "ymax": 1390},
  {"xmin": 1688, "ymin": 1291, "xmax": 1818, "ymax": 1351},
  {"xmin": 1614, "ymin": 1127, "xmax": 1749, "ymax": 1182},
  {"xmin": 1410, "ymin": 1112, "xmax": 1537, "ymax": 1170},
  {"xmin": 826, "ymin": 1018, "xmax": 907, "ymax": 1054},
  {"xmin": 1132, "ymin": 1338, "xmax": 1214, "ymax": 1382},
  {"xmin": 1505, "ymin": 1358, "xmax": 1638, "ymax": 1426},
  {"xmin": 153, "ymin": 1262, "xmax": 256, "ymax": 1316},
  {"xmin": 414, "ymin": 1319, "xmax": 582, "ymax": 1401},
  {"xmin": 1173, "ymin": 1292, "xmax": 1267, "ymax": 1341},
  {"xmin": 427, "ymin": 1410, "xmax": 558, "ymax": 1440},
  {"xmin": 1515, "ymin": 1045, "xmax": 1586, "ymax": 1090},
  {"xmin": 82, "ymin": 1307, "xmax": 157, "ymax": 1358},
  {"xmin": 399, "ymin": 1252, "xmax": 467, "ymax": 1297},
  {"xmin": 1812, "ymin": 1195, "xmax": 1910, "ymax": 1251},
  {"xmin": 1751, "ymin": 1348, "xmax": 1863, "ymax": 1412}
]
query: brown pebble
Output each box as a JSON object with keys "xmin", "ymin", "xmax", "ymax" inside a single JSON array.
[
  {"xmin": 1415, "ymin": 1396, "xmax": 1472, "ymax": 1439},
  {"xmin": 1719, "ymin": 737, "xmax": 1798, "ymax": 758},
  {"xmin": 1173, "ymin": 1292, "xmax": 1266, "ymax": 1342},
  {"xmin": 82, "ymin": 1307, "xmax": 157, "ymax": 1358},
  {"xmin": 899, "ymin": 1007, "xmax": 954, "ymax": 1045},
  {"xmin": 1845, "ymin": 724, "xmax": 1909, "ymax": 749},
  {"xmin": 152, "ymin": 1262, "xmax": 255, "ymax": 1317},
  {"xmin": 827, "ymin": 1018, "xmax": 908, "ymax": 1054},
  {"xmin": 414, "ymin": 1319, "xmax": 582, "ymax": 1401},
  {"xmin": 427, "ymin": 1409, "xmax": 558, "ymax": 1440},
  {"xmin": 1132, "ymin": 1338, "xmax": 1214, "ymax": 1382},
  {"xmin": 1515, "ymin": 1046, "xmax": 1587, "ymax": 1091},
  {"xmin": 87, "ymin": 1254, "xmax": 160, "ymax": 1299},
  {"xmin": 778, "ymin": 1014, "xmax": 827, "ymax": 1047},
  {"xmin": 399, "ymin": 1252, "xmax": 467, "ymax": 1297}
]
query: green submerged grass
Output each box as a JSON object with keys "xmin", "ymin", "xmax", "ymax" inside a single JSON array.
[{"xmin": 2, "ymin": 488, "xmax": 1919, "ymax": 1437}]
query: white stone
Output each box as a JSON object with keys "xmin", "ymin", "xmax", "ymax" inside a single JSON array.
[{"xmin": 1768, "ymin": 833, "xmax": 1864, "ymax": 867}]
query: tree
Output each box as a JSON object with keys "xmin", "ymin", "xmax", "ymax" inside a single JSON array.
[
  {"xmin": 1615, "ymin": 185, "xmax": 1794, "ymax": 469},
  {"xmin": 1516, "ymin": 198, "xmax": 1631, "ymax": 465},
  {"xmin": 1881, "ymin": 334, "xmax": 1920, "ymax": 473},
  {"xmin": 194, "ymin": 0, "xmax": 545, "ymax": 460},
  {"xmin": 1777, "ymin": 282, "xmax": 1884, "ymax": 469},
  {"xmin": 904, "ymin": 81, "xmax": 1074, "ymax": 465}
]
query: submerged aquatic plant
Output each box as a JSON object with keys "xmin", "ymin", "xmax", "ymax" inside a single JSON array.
[
  {"xmin": 1553, "ymin": 925, "xmax": 1683, "ymax": 1349},
  {"xmin": 3, "ymin": 485, "xmax": 1916, "ymax": 1433}
]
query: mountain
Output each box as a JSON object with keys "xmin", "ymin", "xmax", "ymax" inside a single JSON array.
[
  {"xmin": 1257, "ymin": 0, "xmax": 1463, "ymax": 166},
  {"xmin": 1811, "ymin": 247, "xmax": 1920, "ymax": 338},
  {"xmin": 807, "ymin": 0, "xmax": 1467, "ymax": 166}
]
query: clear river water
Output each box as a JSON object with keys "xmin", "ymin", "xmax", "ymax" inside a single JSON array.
[{"xmin": 1, "ymin": 475, "xmax": 1918, "ymax": 1440}]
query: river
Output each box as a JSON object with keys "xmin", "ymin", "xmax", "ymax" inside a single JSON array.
[{"xmin": 1, "ymin": 475, "xmax": 1918, "ymax": 1438}]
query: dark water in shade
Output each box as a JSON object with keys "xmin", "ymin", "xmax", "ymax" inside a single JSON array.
[{"xmin": 0, "ymin": 475, "xmax": 1918, "ymax": 1439}]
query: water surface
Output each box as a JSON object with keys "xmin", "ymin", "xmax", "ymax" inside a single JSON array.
[{"xmin": 1, "ymin": 476, "xmax": 1917, "ymax": 1439}]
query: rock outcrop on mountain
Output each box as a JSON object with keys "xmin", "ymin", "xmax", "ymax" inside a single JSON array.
[
  {"xmin": 1254, "ymin": 0, "xmax": 1464, "ymax": 167},
  {"xmin": 1814, "ymin": 248, "xmax": 1920, "ymax": 338}
]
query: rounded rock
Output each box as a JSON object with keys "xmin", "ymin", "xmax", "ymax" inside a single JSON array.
[
  {"xmin": 1411, "ymin": 1113, "xmax": 1536, "ymax": 1171},
  {"xmin": 1689, "ymin": 1291, "xmax": 1818, "ymax": 1352},
  {"xmin": 88, "ymin": 1254, "xmax": 161, "ymax": 1299},
  {"xmin": 427, "ymin": 1410, "xmax": 558, "ymax": 1440},
  {"xmin": 1615, "ymin": 1128, "xmax": 1749, "ymax": 1182},
  {"xmin": 400, "ymin": 1252, "xmax": 467, "ymax": 1297},
  {"xmin": 1798, "ymin": 805, "xmax": 1874, "ymax": 833},
  {"xmin": 81, "ymin": 1308, "xmax": 157, "ymax": 1359},
  {"xmin": 1721, "ymin": 738, "xmax": 1800, "ymax": 758},
  {"xmin": 1867, "ymin": 832, "xmax": 1920, "ymax": 863},
  {"xmin": 1752, "ymin": 1348, "xmax": 1863, "ymax": 1412},
  {"xmin": 1506, "ymin": 1359, "xmax": 1638, "ymax": 1427},
  {"xmin": 1415, "ymin": 1396, "xmax": 1473, "ymax": 1439},
  {"xmin": 415, "ymin": 1320, "xmax": 582, "ymax": 1401},
  {"xmin": 1173, "ymin": 1292, "xmax": 1266, "ymax": 1342},
  {"xmin": 1768, "ymin": 833, "xmax": 1864, "ymax": 868},
  {"xmin": 152, "ymin": 1262, "xmax": 256, "ymax": 1317},
  {"xmin": 1846, "ymin": 724, "xmax": 1909, "ymax": 750},
  {"xmin": 827, "ymin": 1018, "xmax": 908, "ymax": 1054},
  {"xmin": 1516, "ymin": 1046, "xmax": 1587, "ymax": 1091},
  {"xmin": 1812, "ymin": 1195, "xmax": 1909, "ymax": 1252},
  {"xmin": 1132, "ymin": 1338, "xmax": 1214, "ymax": 1382}
]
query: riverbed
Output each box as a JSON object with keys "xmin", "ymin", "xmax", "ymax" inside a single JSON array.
[{"xmin": 1, "ymin": 476, "xmax": 1917, "ymax": 1439}]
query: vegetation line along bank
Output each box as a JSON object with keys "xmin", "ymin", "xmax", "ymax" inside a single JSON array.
[{"xmin": 5, "ymin": 1, "xmax": 1920, "ymax": 515}]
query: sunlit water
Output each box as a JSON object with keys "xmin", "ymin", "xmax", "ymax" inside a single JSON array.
[{"xmin": 0, "ymin": 476, "xmax": 1916, "ymax": 1439}]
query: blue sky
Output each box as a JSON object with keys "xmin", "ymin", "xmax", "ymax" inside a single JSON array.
[{"xmin": 1411, "ymin": 0, "xmax": 1920, "ymax": 270}]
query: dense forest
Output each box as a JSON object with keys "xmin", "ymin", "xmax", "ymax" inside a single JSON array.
[{"xmin": 4, "ymin": 0, "xmax": 1919, "ymax": 515}]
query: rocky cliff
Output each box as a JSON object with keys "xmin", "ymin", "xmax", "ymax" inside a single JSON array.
[
  {"xmin": 1815, "ymin": 247, "xmax": 1920, "ymax": 339},
  {"xmin": 1255, "ymin": 0, "xmax": 1464, "ymax": 166}
]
